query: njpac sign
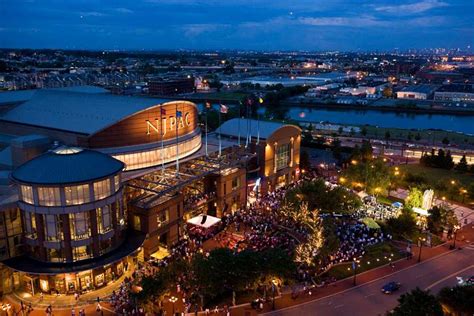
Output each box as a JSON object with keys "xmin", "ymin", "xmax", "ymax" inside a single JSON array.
[{"xmin": 146, "ymin": 112, "xmax": 192, "ymax": 136}]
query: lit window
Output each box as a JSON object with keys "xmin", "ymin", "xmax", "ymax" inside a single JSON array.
[
  {"xmin": 65, "ymin": 184, "xmax": 90, "ymax": 205},
  {"xmin": 69, "ymin": 212, "xmax": 91, "ymax": 240},
  {"xmin": 23, "ymin": 211, "xmax": 37, "ymax": 239},
  {"xmin": 37, "ymin": 187, "xmax": 61, "ymax": 206},
  {"xmin": 93, "ymin": 179, "xmax": 111, "ymax": 201},
  {"xmin": 157, "ymin": 209, "xmax": 169, "ymax": 228},
  {"xmin": 20, "ymin": 185, "xmax": 34, "ymax": 204},
  {"xmin": 97, "ymin": 206, "xmax": 112, "ymax": 234},
  {"xmin": 44, "ymin": 214, "xmax": 63, "ymax": 241},
  {"xmin": 276, "ymin": 143, "xmax": 291, "ymax": 170}
]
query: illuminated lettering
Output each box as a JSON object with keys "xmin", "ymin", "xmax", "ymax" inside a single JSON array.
[
  {"xmin": 146, "ymin": 119, "xmax": 160, "ymax": 135},
  {"xmin": 146, "ymin": 112, "xmax": 192, "ymax": 136}
]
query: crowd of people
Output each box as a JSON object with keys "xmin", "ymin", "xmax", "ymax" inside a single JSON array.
[{"xmin": 115, "ymin": 170, "xmax": 390, "ymax": 314}]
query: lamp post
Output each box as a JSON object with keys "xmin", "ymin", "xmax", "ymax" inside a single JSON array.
[
  {"xmin": 417, "ymin": 237, "xmax": 425, "ymax": 263},
  {"xmin": 452, "ymin": 225, "xmax": 461, "ymax": 249},
  {"xmin": 271, "ymin": 279, "xmax": 278, "ymax": 310},
  {"xmin": 169, "ymin": 296, "xmax": 178, "ymax": 316},
  {"xmin": 352, "ymin": 261, "xmax": 357, "ymax": 286}
]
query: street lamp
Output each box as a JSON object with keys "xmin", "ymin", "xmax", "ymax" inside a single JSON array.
[
  {"xmin": 169, "ymin": 296, "xmax": 178, "ymax": 315},
  {"xmin": 452, "ymin": 225, "xmax": 461, "ymax": 249},
  {"xmin": 271, "ymin": 279, "xmax": 278, "ymax": 310},
  {"xmin": 352, "ymin": 260, "xmax": 357, "ymax": 286},
  {"xmin": 417, "ymin": 237, "xmax": 426, "ymax": 263}
]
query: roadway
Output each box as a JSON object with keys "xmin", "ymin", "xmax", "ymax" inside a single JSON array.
[{"xmin": 263, "ymin": 247, "xmax": 474, "ymax": 316}]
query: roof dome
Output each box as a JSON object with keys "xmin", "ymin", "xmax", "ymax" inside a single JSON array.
[{"xmin": 11, "ymin": 147, "xmax": 124, "ymax": 185}]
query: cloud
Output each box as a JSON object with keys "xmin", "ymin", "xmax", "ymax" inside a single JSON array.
[
  {"xmin": 299, "ymin": 16, "xmax": 386, "ymax": 27},
  {"xmin": 80, "ymin": 11, "xmax": 107, "ymax": 17},
  {"xmin": 375, "ymin": 0, "xmax": 448, "ymax": 15},
  {"xmin": 181, "ymin": 23, "xmax": 229, "ymax": 37},
  {"xmin": 114, "ymin": 8, "xmax": 134, "ymax": 14}
]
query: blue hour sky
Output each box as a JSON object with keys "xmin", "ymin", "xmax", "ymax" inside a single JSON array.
[{"xmin": 0, "ymin": 0, "xmax": 472, "ymax": 51}]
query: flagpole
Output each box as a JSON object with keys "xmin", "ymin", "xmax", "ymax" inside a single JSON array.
[
  {"xmin": 175, "ymin": 103, "xmax": 179, "ymax": 176},
  {"xmin": 205, "ymin": 105, "xmax": 208, "ymax": 157},
  {"xmin": 161, "ymin": 106, "xmax": 165, "ymax": 174},
  {"xmin": 218, "ymin": 104, "xmax": 222, "ymax": 157},
  {"xmin": 237, "ymin": 101, "xmax": 241, "ymax": 146}
]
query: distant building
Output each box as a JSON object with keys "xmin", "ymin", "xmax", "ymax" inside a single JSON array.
[
  {"xmin": 148, "ymin": 77, "xmax": 195, "ymax": 95},
  {"xmin": 396, "ymin": 85, "xmax": 439, "ymax": 100},
  {"xmin": 434, "ymin": 84, "xmax": 474, "ymax": 103}
]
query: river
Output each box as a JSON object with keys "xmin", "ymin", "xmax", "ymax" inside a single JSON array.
[{"xmin": 288, "ymin": 107, "xmax": 474, "ymax": 135}]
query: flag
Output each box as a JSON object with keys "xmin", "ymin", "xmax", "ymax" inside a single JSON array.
[
  {"xmin": 160, "ymin": 108, "xmax": 166, "ymax": 115},
  {"xmin": 258, "ymin": 97, "xmax": 264, "ymax": 104},
  {"xmin": 205, "ymin": 101, "xmax": 212, "ymax": 109},
  {"xmin": 176, "ymin": 110, "xmax": 182, "ymax": 117},
  {"xmin": 220, "ymin": 104, "xmax": 228, "ymax": 114}
]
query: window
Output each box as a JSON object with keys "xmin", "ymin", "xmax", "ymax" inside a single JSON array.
[
  {"xmin": 73, "ymin": 245, "xmax": 92, "ymax": 261},
  {"xmin": 20, "ymin": 185, "xmax": 34, "ymax": 204},
  {"xmin": 44, "ymin": 215, "xmax": 63, "ymax": 241},
  {"xmin": 157, "ymin": 209, "xmax": 169, "ymax": 228},
  {"xmin": 5, "ymin": 209, "xmax": 22, "ymax": 236},
  {"xmin": 114, "ymin": 175, "xmax": 121, "ymax": 192},
  {"xmin": 133, "ymin": 215, "xmax": 141, "ymax": 231},
  {"xmin": 97, "ymin": 206, "xmax": 112, "ymax": 234},
  {"xmin": 65, "ymin": 184, "xmax": 90, "ymax": 205},
  {"xmin": 37, "ymin": 187, "xmax": 61, "ymax": 206},
  {"xmin": 69, "ymin": 212, "xmax": 91, "ymax": 240},
  {"xmin": 47, "ymin": 248, "xmax": 65, "ymax": 263},
  {"xmin": 93, "ymin": 179, "xmax": 111, "ymax": 201},
  {"xmin": 276, "ymin": 143, "xmax": 291, "ymax": 170},
  {"xmin": 232, "ymin": 177, "xmax": 241, "ymax": 190},
  {"xmin": 23, "ymin": 211, "xmax": 37, "ymax": 238}
]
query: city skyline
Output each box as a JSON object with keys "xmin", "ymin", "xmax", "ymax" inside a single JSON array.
[{"xmin": 1, "ymin": 0, "xmax": 473, "ymax": 51}]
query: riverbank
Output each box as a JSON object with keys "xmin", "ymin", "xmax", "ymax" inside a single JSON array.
[{"xmin": 282, "ymin": 101, "xmax": 474, "ymax": 116}]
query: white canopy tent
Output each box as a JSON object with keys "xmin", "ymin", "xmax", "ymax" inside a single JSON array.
[{"xmin": 187, "ymin": 214, "xmax": 221, "ymax": 229}]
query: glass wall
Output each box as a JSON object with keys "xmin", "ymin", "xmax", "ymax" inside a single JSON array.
[
  {"xmin": 69, "ymin": 212, "xmax": 91, "ymax": 240},
  {"xmin": 20, "ymin": 185, "xmax": 34, "ymax": 204},
  {"xmin": 44, "ymin": 214, "xmax": 64, "ymax": 241},
  {"xmin": 276, "ymin": 143, "xmax": 291, "ymax": 171},
  {"xmin": 23, "ymin": 211, "xmax": 37, "ymax": 238},
  {"xmin": 93, "ymin": 179, "xmax": 111, "ymax": 201},
  {"xmin": 73, "ymin": 245, "xmax": 92, "ymax": 261},
  {"xmin": 114, "ymin": 175, "xmax": 121, "ymax": 192},
  {"xmin": 97, "ymin": 206, "xmax": 112, "ymax": 234},
  {"xmin": 65, "ymin": 184, "xmax": 90, "ymax": 205},
  {"xmin": 37, "ymin": 187, "xmax": 61, "ymax": 206}
]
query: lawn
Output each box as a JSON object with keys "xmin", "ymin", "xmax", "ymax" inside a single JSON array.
[
  {"xmin": 322, "ymin": 242, "xmax": 404, "ymax": 280},
  {"xmin": 398, "ymin": 164, "xmax": 474, "ymax": 203},
  {"xmin": 192, "ymin": 91, "xmax": 249, "ymax": 102}
]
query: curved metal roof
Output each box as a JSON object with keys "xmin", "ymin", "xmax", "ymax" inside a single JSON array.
[
  {"xmin": 0, "ymin": 88, "xmax": 171, "ymax": 135},
  {"xmin": 215, "ymin": 118, "xmax": 300, "ymax": 140},
  {"xmin": 11, "ymin": 147, "xmax": 124, "ymax": 185}
]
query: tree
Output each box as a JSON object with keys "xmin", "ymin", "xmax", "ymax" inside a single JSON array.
[
  {"xmin": 391, "ymin": 288, "xmax": 443, "ymax": 316},
  {"xmin": 405, "ymin": 187, "xmax": 423, "ymax": 209},
  {"xmin": 455, "ymin": 155, "xmax": 468, "ymax": 172},
  {"xmin": 386, "ymin": 208, "xmax": 417, "ymax": 239},
  {"xmin": 384, "ymin": 130, "xmax": 391, "ymax": 140},
  {"xmin": 361, "ymin": 126, "xmax": 368, "ymax": 137},
  {"xmin": 438, "ymin": 285, "xmax": 474, "ymax": 315},
  {"xmin": 442, "ymin": 137, "xmax": 450, "ymax": 145},
  {"xmin": 300, "ymin": 150, "xmax": 311, "ymax": 171}
]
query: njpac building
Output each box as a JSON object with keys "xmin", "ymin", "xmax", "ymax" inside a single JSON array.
[{"xmin": 0, "ymin": 86, "xmax": 300, "ymax": 296}]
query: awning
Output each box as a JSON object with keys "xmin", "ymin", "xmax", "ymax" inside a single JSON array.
[{"xmin": 187, "ymin": 214, "xmax": 221, "ymax": 229}]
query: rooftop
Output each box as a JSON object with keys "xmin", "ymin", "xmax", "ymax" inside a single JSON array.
[
  {"xmin": 11, "ymin": 147, "xmax": 124, "ymax": 185},
  {"xmin": 436, "ymin": 84, "xmax": 473, "ymax": 93},
  {"xmin": 0, "ymin": 87, "xmax": 171, "ymax": 135},
  {"xmin": 399, "ymin": 84, "xmax": 439, "ymax": 94},
  {"xmin": 215, "ymin": 118, "xmax": 299, "ymax": 140}
]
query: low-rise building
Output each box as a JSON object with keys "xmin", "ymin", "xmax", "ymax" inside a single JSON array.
[
  {"xmin": 434, "ymin": 84, "xmax": 474, "ymax": 103},
  {"xmin": 396, "ymin": 85, "xmax": 439, "ymax": 100}
]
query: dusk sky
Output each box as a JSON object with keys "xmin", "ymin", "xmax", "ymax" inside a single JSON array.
[{"xmin": 1, "ymin": 0, "xmax": 473, "ymax": 51}]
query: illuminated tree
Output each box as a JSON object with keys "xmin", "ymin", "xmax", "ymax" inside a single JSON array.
[{"xmin": 405, "ymin": 187, "xmax": 423, "ymax": 209}]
